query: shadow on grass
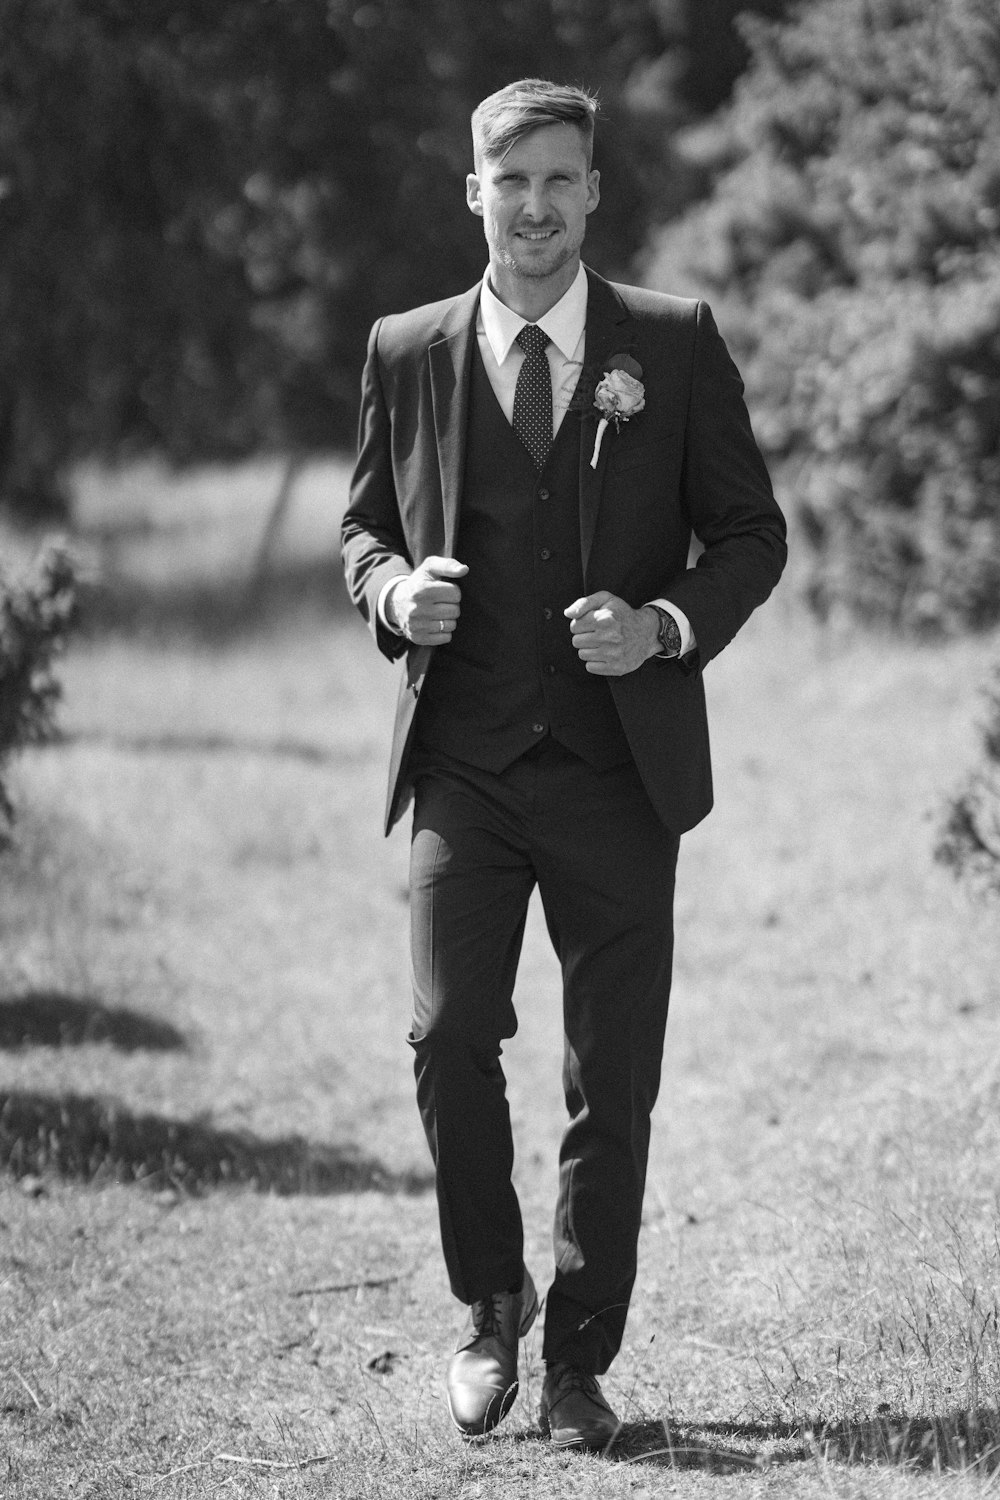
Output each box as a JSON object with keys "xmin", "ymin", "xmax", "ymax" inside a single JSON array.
[
  {"xmin": 76, "ymin": 558, "xmax": 355, "ymax": 645},
  {"xmin": 614, "ymin": 1409, "xmax": 1000, "ymax": 1474},
  {"xmin": 612, "ymin": 1419, "xmax": 804, "ymax": 1473},
  {"xmin": 0, "ymin": 991, "xmax": 186, "ymax": 1052},
  {"xmin": 0, "ymin": 1090, "xmax": 433, "ymax": 1196}
]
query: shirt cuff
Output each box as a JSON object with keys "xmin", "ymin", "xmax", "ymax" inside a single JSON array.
[
  {"xmin": 378, "ymin": 576, "xmax": 406, "ymax": 632},
  {"xmin": 647, "ymin": 599, "xmax": 696, "ymax": 657}
]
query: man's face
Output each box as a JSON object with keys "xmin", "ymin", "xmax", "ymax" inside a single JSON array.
[{"xmin": 466, "ymin": 123, "xmax": 600, "ymax": 287}]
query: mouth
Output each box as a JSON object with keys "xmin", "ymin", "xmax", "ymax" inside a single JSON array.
[{"xmin": 515, "ymin": 228, "xmax": 560, "ymax": 242}]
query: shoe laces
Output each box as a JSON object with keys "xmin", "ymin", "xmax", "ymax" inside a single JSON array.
[{"xmin": 470, "ymin": 1291, "xmax": 505, "ymax": 1340}]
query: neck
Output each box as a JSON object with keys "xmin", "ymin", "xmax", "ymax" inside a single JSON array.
[{"xmin": 487, "ymin": 257, "xmax": 581, "ymax": 321}]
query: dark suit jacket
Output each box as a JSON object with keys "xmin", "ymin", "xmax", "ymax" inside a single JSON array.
[{"xmin": 341, "ymin": 267, "xmax": 787, "ymax": 836}]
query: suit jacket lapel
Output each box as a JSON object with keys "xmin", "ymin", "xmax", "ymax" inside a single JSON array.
[
  {"xmin": 425, "ymin": 271, "xmax": 635, "ymax": 586},
  {"xmin": 428, "ymin": 284, "xmax": 479, "ymax": 559},
  {"xmin": 403, "ymin": 284, "xmax": 479, "ymax": 694},
  {"xmin": 578, "ymin": 269, "xmax": 636, "ymax": 583}
]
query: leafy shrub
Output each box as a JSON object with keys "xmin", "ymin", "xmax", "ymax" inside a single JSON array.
[
  {"xmin": 646, "ymin": 0, "xmax": 1000, "ymax": 633},
  {"xmin": 937, "ymin": 662, "xmax": 1000, "ymax": 896},
  {"xmin": 0, "ymin": 543, "xmax": 77, "ymax": 831}
]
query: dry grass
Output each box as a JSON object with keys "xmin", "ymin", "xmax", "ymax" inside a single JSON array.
[{"xmin": 1, "ymin": 457, "xmax": 999, "ymax": 1498}]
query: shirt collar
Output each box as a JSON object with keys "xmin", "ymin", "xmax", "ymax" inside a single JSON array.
[{"xmin": 479, "ymin": 262, "xmax": 588, "ymax": 364}]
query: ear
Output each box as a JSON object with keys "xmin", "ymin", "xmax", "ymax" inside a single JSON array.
[
  {"xmin": 466, "ymin": 173, "xmax": 484, "ymax": 218},
  {"xmin": 585, "ymin": 169, "xmax": 600, "ymax": 216}
]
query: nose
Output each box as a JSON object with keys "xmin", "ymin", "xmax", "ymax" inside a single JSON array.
[{"xmin": 522, "ymin": 181, "xmax": 551, "ymax": 222}]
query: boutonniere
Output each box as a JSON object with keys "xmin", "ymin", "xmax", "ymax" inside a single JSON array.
[{"xmin": 589, "ymin": 353, "xmax": 645, "ymax": 469}]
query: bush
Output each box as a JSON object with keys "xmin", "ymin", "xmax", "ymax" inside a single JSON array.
[
  {"xmin": 645, "ymin": 0, "xmax": 1000, "ymax": 633},
  {"xmin": 751, "ymin": 273, "xmax": 1000, "ymax": 632},
  {"xmin": 937, "ymin": 662, "xmax": 1000, "ymax": 897},
  {"xmin": 0, "ymin": 544, "xmax": 77, "ymax": 832}
]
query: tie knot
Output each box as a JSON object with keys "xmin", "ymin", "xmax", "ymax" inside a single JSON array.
[{"xmin": 516, "ymin": 324, "xmax": 549, "ymax": 358}]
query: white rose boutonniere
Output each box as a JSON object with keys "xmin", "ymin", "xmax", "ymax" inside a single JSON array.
[{"xmin": 590, "ymin": 355, "xmax": 645, "ymax": 469}]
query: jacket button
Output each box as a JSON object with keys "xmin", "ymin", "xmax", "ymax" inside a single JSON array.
[
  {"xmin": 539, "ymin": 548, "xmax": 551, "ymax": 560},
  {"xmin": 543, "ymin": 607, "xmax": 553, "ymax": 620},
  {"xmin": 538, "ymin": 488, "xmax": 550, "ymax": 501},
  {"xmin": 532, "ymin": 722, "xmax": 545, "ymax": 734}
]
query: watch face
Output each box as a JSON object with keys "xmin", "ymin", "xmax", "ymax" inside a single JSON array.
[{"xmin": 659, "ymin": 611, "xmax": 680, "ymax": 655}]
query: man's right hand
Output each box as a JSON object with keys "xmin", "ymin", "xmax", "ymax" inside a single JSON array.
[{"xmin": 385, "ymin": 556, "xmax": 468, "ymax": 645}]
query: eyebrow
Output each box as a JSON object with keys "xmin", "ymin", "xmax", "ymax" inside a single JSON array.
[{"xmin": 496, "ymin": 164, "xmax": 582, "ymax": 177}]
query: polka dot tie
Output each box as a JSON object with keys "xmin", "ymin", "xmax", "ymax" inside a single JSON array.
[{"xmin": 513, "ymin": 324, "xmax": 552, "ymax": 471}]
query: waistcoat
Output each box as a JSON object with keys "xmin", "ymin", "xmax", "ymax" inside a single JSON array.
[{"xmin": 413, "ymin": 345, "xmax": 632, "ymax": 772}]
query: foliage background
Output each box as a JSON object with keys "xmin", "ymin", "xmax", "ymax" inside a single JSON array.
[
  {"xmin": 0, "ymin": 0, "xmax": 783, "ymax": 518},
  {"xmin": 0, "ymin": 545, "xmax": 76, "ymax": 828},
  {"xmin": 937, "ymin": 662, "xmax": 1000, "ymax": 896},
  {"xmin": 645, "ymin": 0, "xmax": 1000, "ymax": 635}
]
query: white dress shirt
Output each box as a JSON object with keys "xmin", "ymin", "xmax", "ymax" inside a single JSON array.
[
  {"xmin": 477, "ymin": 262, "xmax": 588, "ymax": 436},
  {"xmin": 379, "ymin": 263, "xmax": 695, "ymax": 658}
]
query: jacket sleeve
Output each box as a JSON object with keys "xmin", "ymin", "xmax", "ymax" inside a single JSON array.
[
  {"xmin": 660, "ymin": 300, "xmax": 787, "ymax": 668},
  {"xmin": 340, "ymin": 318, "xmax": 413, "ymax": 661}
]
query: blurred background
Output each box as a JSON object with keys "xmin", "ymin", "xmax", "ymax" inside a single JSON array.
[
  {"xmin": 2, "ymin": 0, "xmax": 999, "ymax": 629},
  {"xmin": 1, "ymin": 0, "xmax": 999, "ymax": 873},
  {"xmin": 0, "ymin": 0, "xmax": 785, "ymax": 491}
]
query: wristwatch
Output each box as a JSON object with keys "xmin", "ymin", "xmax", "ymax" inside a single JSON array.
[{"xmin": 649, "ymin": 605, "xmax": 682, "ymax": 659}]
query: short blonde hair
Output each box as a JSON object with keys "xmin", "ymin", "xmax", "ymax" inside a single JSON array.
[{"xmin": 471, "ymin": 79, "xmax": 598, "ymax": 170}]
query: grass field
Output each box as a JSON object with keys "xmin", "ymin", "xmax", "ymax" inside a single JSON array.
[{"xmin": 2, "ymin": 457, "xmax": 1000, "ymax": 1498}]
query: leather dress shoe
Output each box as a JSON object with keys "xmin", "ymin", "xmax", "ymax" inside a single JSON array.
[
  {"xmin": 446, "ymin": 1268, "xmax": 539, "ymax": 1436},
  {"xmin": 538, "ymin": 1362, "xmax": 622, "ymax": 1450}
]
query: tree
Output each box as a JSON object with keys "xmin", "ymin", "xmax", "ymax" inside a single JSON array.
[
  {"xmin": 645, "ymin": 0, "xmax": 1000, "ymax": 633},
  {"xmin": 0, "ymin": 0, "xmax": 680, "ymax": 522},
  {"xmin": 641, "ymin": 0, "xmax": 788, "ymax": 117},
  {"xmin": 0, "ymin": 1, "xmax": 274, "ymax": 516}
]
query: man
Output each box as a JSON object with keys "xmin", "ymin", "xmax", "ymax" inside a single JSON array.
[{"xmin": 341, "ymin": 79, "xmax": 786, "ymax": 1450}]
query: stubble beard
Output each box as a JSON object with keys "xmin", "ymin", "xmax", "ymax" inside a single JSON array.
[
  {"xmin": 496, "ymin": 235, "xmax": 575, "ymax": 282},
  {"xmin": 489, "ymin": 213, "xmax": 582, "ymax": 283}
]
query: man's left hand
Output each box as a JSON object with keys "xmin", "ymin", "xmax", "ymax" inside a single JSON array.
[{"xmin": 564, "ymin": 592, "xmax": 659, "ymax": 675}]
